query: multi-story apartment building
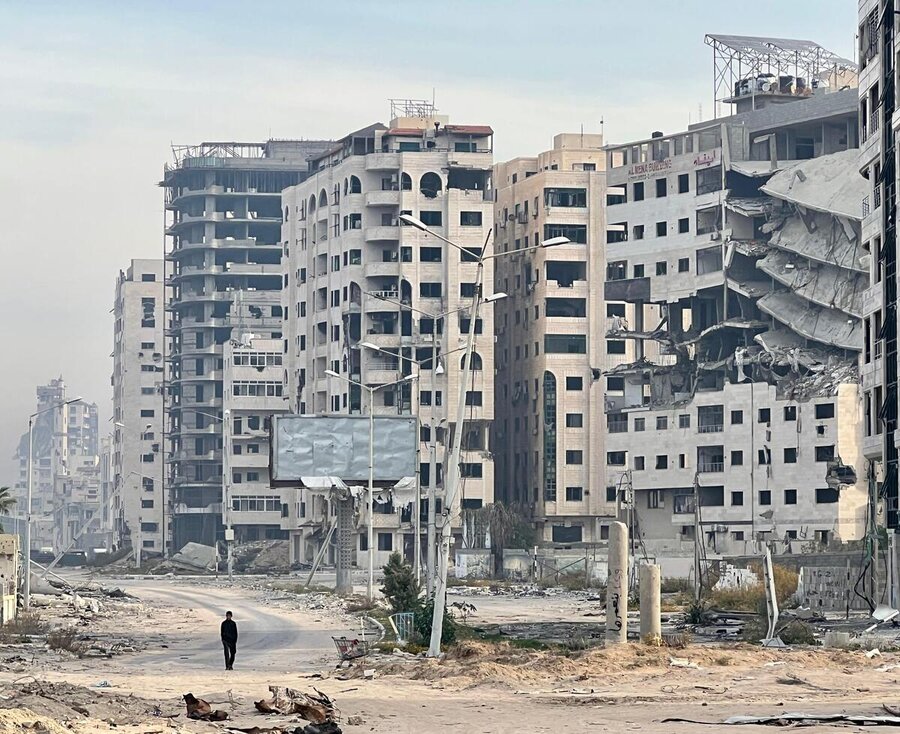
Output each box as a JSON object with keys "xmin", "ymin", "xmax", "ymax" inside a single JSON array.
[
  {"xmin": 858, "ymin": 1, "xmax": 896, "ymax": 544},
  {"xmin": 162, "ymin": 139, "xmax": 330, "ymax": 550},
  {"xmin": 14, "ymin": 378, "xmax": 99, "ymax": 551},
  {"xmin": 603, "ymin": 38, "xmax": 866, "ymax": 559},
  {"xmin": 282, "ymin": 103, "xmax": 496, "ymax": 566},
  {"xmin": 112, "ymin": 259, "xmax": 165, "ymax": 558},
  {"xmin": 223, "ymin": 335, "xmax": 290, "ymax": 542},
  {"xmin": 492, "ymin": 133, "xmax": 613, "ymax": 544}
]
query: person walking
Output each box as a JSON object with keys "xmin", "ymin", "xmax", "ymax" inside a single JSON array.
[{"xmin": 221, "ymin": 611, "xmax": 238, "ymax": 670}]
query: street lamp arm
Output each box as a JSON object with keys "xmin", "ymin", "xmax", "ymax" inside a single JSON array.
[{"xmin": 30, "ymin": 397, "xmax": 83, "ymax": 420}]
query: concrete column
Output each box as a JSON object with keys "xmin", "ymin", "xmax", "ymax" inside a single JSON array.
[
  {"xmin": 639, "ymin": 563, "xmax": 661, "ymax": 641},
  {"xmin": 606, "ymin": 521, "xmax": 628, "ymax": 644},
  {"xmin": 335, "ymin": 497, "xmax": 354, "ymax": 596}
]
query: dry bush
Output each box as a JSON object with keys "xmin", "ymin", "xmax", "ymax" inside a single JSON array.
[
  {"xmin": 0, "ymin": 611, "xmax": 48, "ymax": 641},
  {"xmin": 47, "ymin": 629, "xmax": 85, "ymax": 656},
  {"xmin": 706, "ymin": 564, "xmax": 799, "ymax": 612}
]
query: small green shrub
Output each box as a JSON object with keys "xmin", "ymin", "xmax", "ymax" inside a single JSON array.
[
  {"xmin": 381, "ymin": 552, "xmax": 421, "ymax": 614},
  {"xmin": 413, "ymin": 598, "xmax": 458, "ymax": 647},
  {"xmin": 684, "ymin": 600, "xmax": 714, "ymax": 625}
]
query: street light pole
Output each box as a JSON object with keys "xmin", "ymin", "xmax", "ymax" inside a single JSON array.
[
  {"xmin": 223, "ymin": 408, "xmax": 233, "ymax": 583},
  {"xmin": 325, "ymin": 370, "xmax": 417, "ymax": 601},
  {"xmin": 399, "ymin": 213, "xmax": 568, "ymax": 656},
  {"xmin": 24, "ymin": 396, "xmax": 82, "ymax": 610}
]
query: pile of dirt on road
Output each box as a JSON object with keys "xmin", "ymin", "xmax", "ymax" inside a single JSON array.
[
  {"xmin": 351, "ymin": 641, "xmax": 883, "ymax": 688},
  {"xmin": 0, "ymin": 681, "xmax": 181, "ymax": 728},
  {"xmin": 0, "ymin": 707, "xmax": 70, "ymax": 734},
  {"xmin": 233, "ymin": 540, "xmax": 291, "ymax": 573}
]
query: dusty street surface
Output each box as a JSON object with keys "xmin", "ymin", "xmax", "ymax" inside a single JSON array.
[{"xmin": 2, "ymin": 574, "xmax": 900, "ymax": 733}]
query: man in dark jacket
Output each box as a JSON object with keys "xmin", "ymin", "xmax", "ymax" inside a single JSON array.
[{"xmin": 221, "ymin": 611, "xmax": 238, "ymax": 670}]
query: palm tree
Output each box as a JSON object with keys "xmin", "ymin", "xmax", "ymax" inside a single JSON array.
[{"xmin": 0, "ymin": 486, "xmax": 15, "ymax": 516}]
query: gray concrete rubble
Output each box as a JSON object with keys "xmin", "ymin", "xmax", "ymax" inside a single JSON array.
[{"xmin": 168, "ymin": 542, "xmax": 217, "ymax": 571}]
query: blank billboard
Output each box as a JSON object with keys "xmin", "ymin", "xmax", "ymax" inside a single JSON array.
[{"xmin": 271, "ymin": 414, "xmax": 417, "ymax": 484}]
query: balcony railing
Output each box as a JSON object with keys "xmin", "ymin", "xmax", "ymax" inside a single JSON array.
[
  {"xmin": 697, "ymin": 424, "xmax": 723, "ymax": 434},
  {"xmin": 697, "ymin": 462, "xmax": 724, "ymax": 473}
]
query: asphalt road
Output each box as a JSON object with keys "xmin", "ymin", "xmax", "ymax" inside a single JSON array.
[{"xmin": 110, "ymin": 579, "xmax": 342, "ymax": 674}]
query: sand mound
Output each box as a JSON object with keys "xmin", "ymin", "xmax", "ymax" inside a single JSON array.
[
  {"xmin": 351, "ymin": 641, "xmax": 889, "ymax": 687},
  {"xmin": 0, "ymin": 707, "xmax": 70, "ymax": 734}
]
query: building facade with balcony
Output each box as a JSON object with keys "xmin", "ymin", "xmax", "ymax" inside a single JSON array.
[
  {"xmin": 223, "ymin": 335, "xmax": 290, "ymax": 543},
  {"xmin": 492, "ymin": 133, "xmax": 616, "ymax": 545},
  {"xmin": 603, "ymin": 48, "xmax": 867, "ymax": 558},
  {"xmin": 112, "ymin": 259, "xmax": 165, "ymax": 557},
  {"xmin": 858, "ymin": 0, "xmax": 897, "ymax": 540},
  {"xmin": 162, "ymin": 140, "xmax": 330, "ymax": 550},
  {"xmin": 281, "ymin": 103, "xmax": 496, "ymax": 565}
]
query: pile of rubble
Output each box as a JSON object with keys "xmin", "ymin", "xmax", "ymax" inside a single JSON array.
[
  {"xmin": 0, "ymin": 681, "xmax": 180, "ymax": 731},
  {"xmin": 232, "ymin": 540, "xmax": 292, "ymax": 573}
]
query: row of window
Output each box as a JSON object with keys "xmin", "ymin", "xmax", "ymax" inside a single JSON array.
[
  {"xmin": 643, "ymin": 486, "xmax": 840, "ymax": 511},
  {"xmin": 607, "ymin": 402, "xmax": 836, "ymax": 433},
  {"xmin": 608, "ymin": 445, "xmax": 836, "ymax": 468},
  {"xmin": 232, "ymin": 352, "xmax": 283, "ymax": 367},
  {"xmin": 544, "ymin": 486, "xmax": 585, "ymax": 502},
  {"xmin": 231, "ymin": 381, "xmax": 284, "ymax": 397},
  {"xmin": 231, "ymin": 495, "xmax": 280, "ymax": 511}
]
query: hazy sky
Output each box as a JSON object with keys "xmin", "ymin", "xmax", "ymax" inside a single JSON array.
[{"xmin": 0, "ymin": 0, "xmax": 856, "ymax": 484}]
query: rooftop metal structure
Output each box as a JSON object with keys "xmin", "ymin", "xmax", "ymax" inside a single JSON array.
[
  {"xmin": 170, "ymin": 142, "xmax": 269, "ymax": 164},
  {"xmin": 389, "ymin": 98, "xmax": 437, "ymax": 120},
  {"xmin": 705, "ymin": 34, "xmax": 858, "ymax": 115}
]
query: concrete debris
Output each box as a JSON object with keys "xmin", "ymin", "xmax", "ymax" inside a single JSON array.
[
  {"xmin": 866, "ymin": 648, "xmax": 882, "ymax": 658},
  {"xmin": 254, "ymin": 686, "xmax": 336, "ymax": 724},
  {"xmin": 823, "ymin": 631, "xmax": 853, "ymax": 649},
  {"xmin": 233, "ymin": 540, "xmax": 292, "ymax": 573},
  {"xmin": 756, "ymin": 248, "xmax": 865, "ymax": 317},
  {"xmin": 169, "ymin": 542, "xmax": 218, "ymax": 572},
  {"xmin": 669, "ymin": 657, "xmax": 700, "ymax": 669},
  {"xmin": 757, "ymin": 290, "xmax": 862, "ymax": 351},
  {"xmin": 346, "ymin": 715, "xmax": 364, "ymax": 726},
  {"xmin": 761, "ymin": 148, "xmax": 867, "ymax": 221},
  {"xmin": 183, "ymin": 692, "xmax": 228, "ymax": 721}
]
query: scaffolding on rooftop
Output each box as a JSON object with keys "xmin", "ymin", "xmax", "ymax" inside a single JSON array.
[
  {"xmin": 389, "ymin": 98, "xmax": 437, "ymax": 120},
  {"xmin": 169, "ymin": 142, "xmax": 269, "ymax": 166},
  {"xmin": 705, "ymin": 34, "xmax": 858, "ymax": 116}
]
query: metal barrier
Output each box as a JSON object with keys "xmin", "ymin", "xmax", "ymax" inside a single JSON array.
[{"xmin": 388, "ymin": 612, "xmax": 415, "ymax": 644}]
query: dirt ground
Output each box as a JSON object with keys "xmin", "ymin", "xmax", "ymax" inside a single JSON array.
[{"xmin": 2, "ymin": 575, "xmax": 900, "ymax": 733}]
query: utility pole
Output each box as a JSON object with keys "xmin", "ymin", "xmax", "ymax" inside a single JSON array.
[{"xmin": 693, "ymin": 471, "xmax": 702, "ymax": 601}]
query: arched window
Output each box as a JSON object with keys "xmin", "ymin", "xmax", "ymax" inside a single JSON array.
[
  {"xmin": 283, "ymin": 206, "xmax": 289, "ymax": 221},
  {"xmin": 401, "ymin": 172, "xmax": 412, "ymax": 191},
  {"xmin": 343, "ymin": 178, "xmax": 349, "ymax": 196},
  {"xmin": 543, "ymin": 371, "xmax": 557, "ymax": 500},
  {"xmin": 318, "ymin": 189, "xmax": 328, "ymax": 208},
  {"xmin": 461, "ymin": 352, "xmax": 483, "ymax": 370},
  {"xmin": 420, "ymin": 172, "xmax": 442, "ymax": 199},
  {"xmin": 349, "ymin": 175, "xmax": 362, "ymax": 194},
  {"xmin": 308, "ymin": 194, "xmax": 317, "ymax": 213}
]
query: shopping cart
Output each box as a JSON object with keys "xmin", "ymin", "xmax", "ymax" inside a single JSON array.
[
  {"xmin": 332, "ymin": 636, "xmax": 369, "ymax": 665},
  {"xmin": 332, "ymin": 616, "xmax": 385, "ymax": 667}
]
